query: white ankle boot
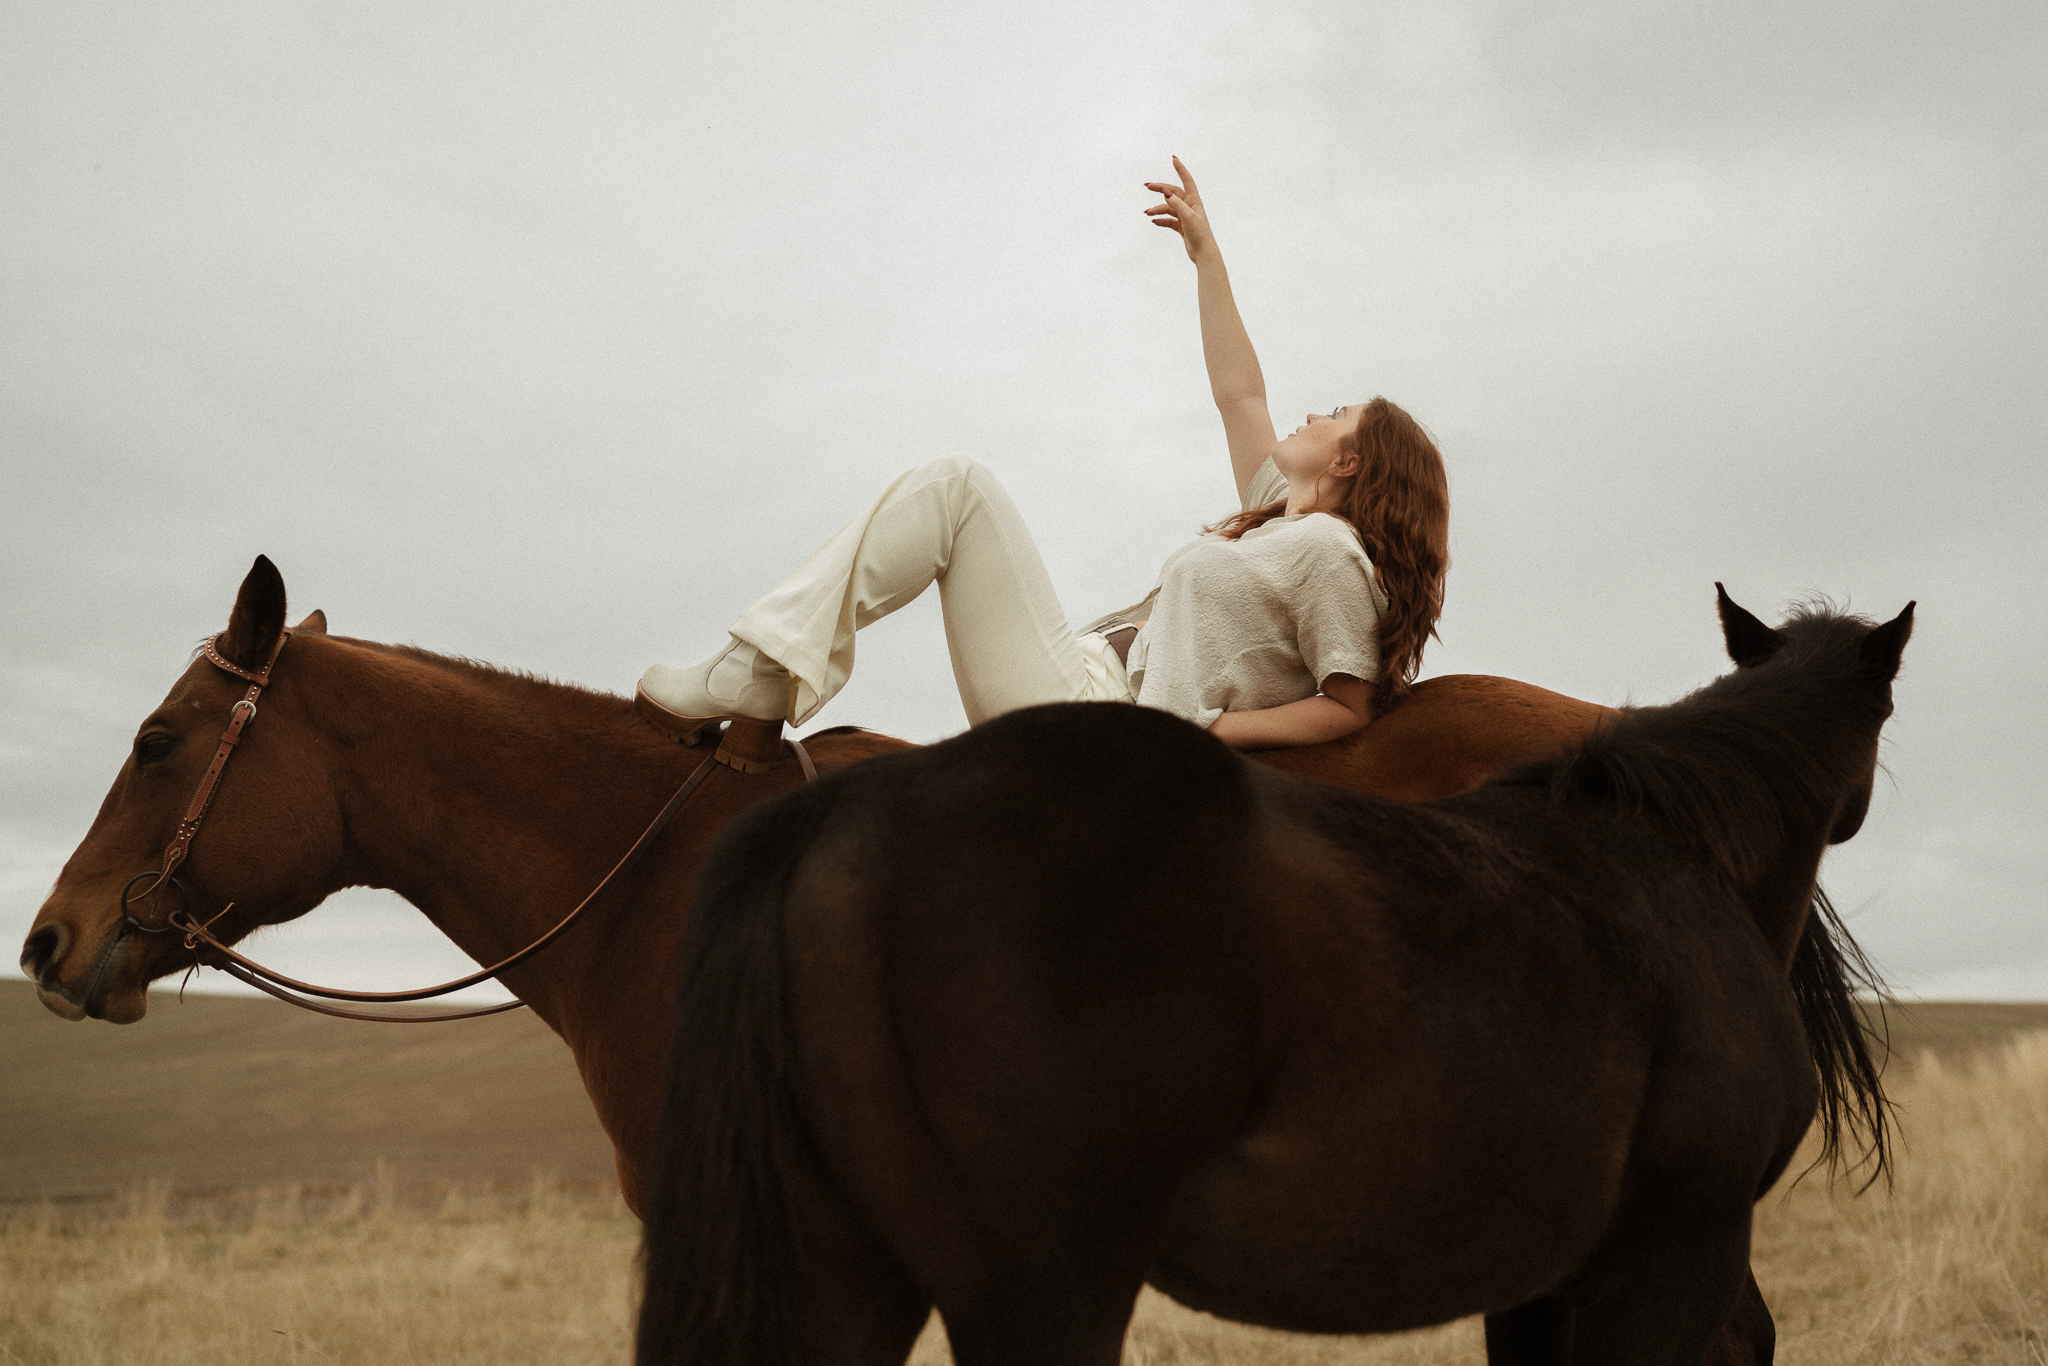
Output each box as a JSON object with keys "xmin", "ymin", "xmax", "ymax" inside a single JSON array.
[{"xmin": 637, "ymin": 638, "xmax": 795, "ymax": 742}]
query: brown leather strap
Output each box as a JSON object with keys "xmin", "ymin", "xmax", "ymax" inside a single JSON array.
[
  {"xmin": 140, "ymin": 628, "xmax": 293, "ymax": 897},
  {"xmin": 788, "ymin": 735, "xmax": 818, "ymax": 782},
  {"xmin": 201, "ymin": 632, "xmax": 285, "ymax": 685},
  {"xmin": 216, "ymin": 962, "xmax": 533, "ymax": 1022}
]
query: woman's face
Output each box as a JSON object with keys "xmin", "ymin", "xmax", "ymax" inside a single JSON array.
[{"xmin": 1273, "ymin": 403, "xmax": 1363, "ymax": 490}]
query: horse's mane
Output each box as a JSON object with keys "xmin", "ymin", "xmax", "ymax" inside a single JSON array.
[
  {"xmin": 198, "ymin": 633, "xmax": 645, "ymax": 732},
  {"xmin": 1494, "ymin": 605, "xmax": 1886, "ymax": 885},
  {"xmin": 375, "ymin": 639, "xmax": 635, "ymax": 712}
]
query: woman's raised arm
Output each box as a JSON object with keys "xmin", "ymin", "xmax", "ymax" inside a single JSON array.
[{"xmin": 1145, "ymin": 157, "xmax": 1278, "ymax": 505}]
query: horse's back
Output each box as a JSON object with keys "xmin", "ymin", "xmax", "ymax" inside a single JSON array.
[{"xmin": 1255, "ymin": 673, "xmax": 1614, "ymax": 800}]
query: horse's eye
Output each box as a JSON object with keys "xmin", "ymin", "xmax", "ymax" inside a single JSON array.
[{"xmin": 135, "ymin": 733, "xmax": 178, "ymax": 766}]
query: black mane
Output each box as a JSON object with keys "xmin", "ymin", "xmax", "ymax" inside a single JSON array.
[{"xmin": 1498, "ymin": 606, "xmax": 1888, "ymax": 884}]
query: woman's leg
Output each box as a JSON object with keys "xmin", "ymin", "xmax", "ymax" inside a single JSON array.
[{"xmin": 698, "ymin": 456, "xmax": 1093, "ymax": 727}]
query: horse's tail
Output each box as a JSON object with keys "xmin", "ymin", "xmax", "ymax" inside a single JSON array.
[
  {"xmin": 1791, "ymin": 884, "xmax": 1895, "ymax": 1188},
  {"xmin": 635, "ymin": 782, "xmax": 833, "ymax": 1366}
]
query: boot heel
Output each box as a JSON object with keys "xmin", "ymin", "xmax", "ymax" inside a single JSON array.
[
  {"xmin": 716, "ymin": 717, "xmax": 787, "ymax": 773},
  {"xmin": 635, "ymin": 685, "xmax": 726, "ymax": 747}
]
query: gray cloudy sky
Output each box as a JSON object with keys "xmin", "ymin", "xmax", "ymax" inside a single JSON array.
[{"xmin": 5, "ymin": 0, "xmax": 2044, "ymax": 1003}]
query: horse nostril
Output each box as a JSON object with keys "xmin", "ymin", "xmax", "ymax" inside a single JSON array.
[{"xmin": 21, "ymin": 925, "xmax": 63, "ymax": 980}]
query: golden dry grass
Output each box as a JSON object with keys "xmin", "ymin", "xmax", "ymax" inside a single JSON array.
[
  {"xmin": 5, "ymin": 1029, "xmax": 2046, "ymax": 1364},
  {"xmin": 1746, "ymin": 1030, "xmax": 2048, "ymax": 1364},
  {"xmin": 0, "ymin": 1175, "xmax": 641, "ymax": 1366}
]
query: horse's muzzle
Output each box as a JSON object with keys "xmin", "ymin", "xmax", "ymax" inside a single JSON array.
[
  {"xmin": 20, "ymin": 921, "xmax": 65, "ymax": 984},
  {"xmin": 21, "ymin": 919, "xmax": 144, "ymax": 1022}
]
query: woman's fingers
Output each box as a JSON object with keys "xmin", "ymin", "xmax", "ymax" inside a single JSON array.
[
  {"xmin": 1142, "ymin": 175, "xmax": 1205, "ymax": 259},
  {"xmin": 1172, "ymin": 156, "xmax": 1202, "ymax": 203}
]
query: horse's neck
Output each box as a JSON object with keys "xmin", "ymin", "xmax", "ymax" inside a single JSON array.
[
  {"xmin": 1741, "ymin": 846, "xmax": 1830, "ymax": 975},
  {"xmin": 316, "ymin": 644, "xmax": 684, "ymax": 1029},
  {"xmin": 1680, "ymin": 686, "xmax": 1877, "ymax": 971}
]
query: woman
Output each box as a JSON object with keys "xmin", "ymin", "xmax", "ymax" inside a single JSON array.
[{"xmin": 639, "ymin": 158, "xmax": 1449, "ymax": 751}]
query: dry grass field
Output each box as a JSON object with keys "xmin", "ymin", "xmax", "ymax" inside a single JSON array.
[{"xmin": 3, "ymin": 981, "xmax": 2045, "ymax": 1365}]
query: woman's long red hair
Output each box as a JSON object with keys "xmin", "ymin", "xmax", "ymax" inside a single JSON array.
[{"xmin": 1212, "ymin": 397, "xmax": 1450, "ymax": 711}]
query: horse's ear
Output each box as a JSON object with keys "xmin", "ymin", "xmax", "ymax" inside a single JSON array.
[
  {"xmin": 1716, "ymin": 583, "xmax": 1784, "ymax": 668},
  {"xmin": 1858, "ymin": 601, "xmax": 1915, "ymax": 683},
  {"xmin": 219, "ymin": 555, "xmax": 288, "ymax": 670},
  {"xmin": 295, "ymin": 609, "xmax": 328, "ymax": 636}
]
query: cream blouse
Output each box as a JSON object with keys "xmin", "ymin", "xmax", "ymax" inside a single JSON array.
[{"xmin": 1081, "ymin": 458, "xmax": 1389, "ymax": 728}]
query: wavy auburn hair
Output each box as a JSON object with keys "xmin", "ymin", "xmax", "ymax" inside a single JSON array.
[{"xmin": 1211, "ymin": 396, "xmax": 1450, "ymax": 711}]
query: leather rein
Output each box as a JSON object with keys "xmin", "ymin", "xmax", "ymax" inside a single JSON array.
[{"xmin": 118, "ymin": 627, "xmax": 814, "ymax": 1023}]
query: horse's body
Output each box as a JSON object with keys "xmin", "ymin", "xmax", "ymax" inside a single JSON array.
[
  {"xmin": 21, "ymin": 557, "xmax": 1622, "ymax": 1210},
  {"xmin": 636, "ymin": 595, "xmax": 1911, "ymax": 1366}
]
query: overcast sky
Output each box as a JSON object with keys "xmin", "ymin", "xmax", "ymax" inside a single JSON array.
[{"xmin": 5, "ymin": 0, "xmax": 2043, "ymax": 1005}]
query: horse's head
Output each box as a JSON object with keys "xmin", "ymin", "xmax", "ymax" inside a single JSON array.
[
  {"xmin": 1826, "ymin": 604, "xmax": 1913, "ymax": 845},
  {"xmin": 1715, "ymin": 581, "xmax": 1914, "ymax": 847},
  {"xmin": 20, "ymin": 557, "xmax": 350, "ymax": 1023}
]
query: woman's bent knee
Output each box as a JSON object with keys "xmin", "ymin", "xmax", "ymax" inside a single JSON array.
[{"xmin": 899, "ymin": 453, "xmax": 998, "ymax": 487}]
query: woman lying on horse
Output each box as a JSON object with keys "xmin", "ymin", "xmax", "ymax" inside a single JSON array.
[{"xmin": 636, "ymin": 157, "xmax": 1451, "ymax": 750}]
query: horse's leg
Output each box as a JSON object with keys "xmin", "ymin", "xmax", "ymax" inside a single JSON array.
[
  {"xmin": 1485, "ymin": 1268, "xmax": 1769, "ymax": 1366},
  {"xmin": 781, "ymin": 1128, "xmax": 934, "ymax": 1365},
  {"xmin": 1697, "ymin": 1270, "xmax": 1774, "ymax": 1366},
  {"xmin": 1564, "ymin": 1224, "xmax": 1755, "ymax": 1366},
  {"xmin": 937, "ymin": 1268, "xmax": 1148, "ymax": 1366},
  {"xmin": 1484, "ymin": 1296, "xmax": 1574, "ymax": 1365},
  {"xmin": 1490, "ymin": 1269, "xmax": 1777, "ymax": 1366},
  {"xmin": 897, "ymin": 1139, "xmax": 1170, "ymax": 1366}
]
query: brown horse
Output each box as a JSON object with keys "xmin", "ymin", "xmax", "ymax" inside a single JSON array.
[
  {"xmin": 23, "ymin": 554, "xmax": 1630, "ymax": 1212},
  {"xmin": 635, "ymin": 592, "xmax": 1911, "ymax": 1366}
]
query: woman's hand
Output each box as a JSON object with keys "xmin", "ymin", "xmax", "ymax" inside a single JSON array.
[{"xmin": 1143, "ymin": 156, "xmax": 1219, "ymax": 264}]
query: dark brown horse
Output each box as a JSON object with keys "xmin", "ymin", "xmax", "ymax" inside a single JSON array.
[
  {"xmin": 636, "ymin": 591, "xmax": 1911, "ymax": 1365},
  {"xmin": 23, "ymin": 555, "xmax": 1637, "ymax": 1212}
]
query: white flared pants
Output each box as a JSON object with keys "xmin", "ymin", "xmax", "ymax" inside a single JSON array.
[{"xmin": 730, "ymin": 456, "xmax": 1132, "ymax": 726}]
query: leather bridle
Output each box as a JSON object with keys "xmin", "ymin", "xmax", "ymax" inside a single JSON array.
[{"xmin": 117, "ymin": 627, "xmax": 813, "ymax": 1023}]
